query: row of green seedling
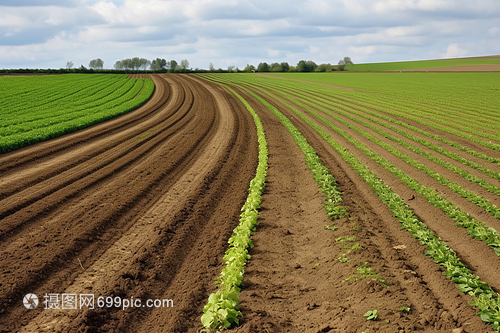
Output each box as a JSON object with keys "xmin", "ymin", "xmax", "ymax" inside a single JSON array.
[
  {"xmin": 292, "ymin": 85, "xmax": 500, "ymax": 179},
  {"xmin": 266, "ymin": 85, "xmax": 500, "ymax": 255},
  {"xmin": 276, "ymin": 85, "xmax": 500, "ymax": 219},
  {"xmin": 200, "ymin": 86, "xmax": 268, "ymax": 330},
  {"xmin": 239, "ymin": 82, "xmax": 500, "ymax": 331},
  {"xmin": 273, "ymin": 79, "xmax": 500, "ymax": 163},
  {"xmin": 235, "ymin": 85, "xmax": 348, "ymax": 220}
]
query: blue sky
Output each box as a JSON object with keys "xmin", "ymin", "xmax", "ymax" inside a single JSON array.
[{"xmin": 1, "ymin": 0, "xmax": 499, "ymax": 69}]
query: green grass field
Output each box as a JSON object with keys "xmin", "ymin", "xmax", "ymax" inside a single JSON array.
[
  {"xmin": 0, "ymin": 74, "xmax": 154, "ymax": 153},
  {"xmin": 344, "ymin": 55, "xmax": 500, "ymax": 71}
]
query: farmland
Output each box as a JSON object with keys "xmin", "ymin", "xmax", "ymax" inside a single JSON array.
[
  {"xmin": 1, "ymin": 71, "xmax": 500, "ymax": 332},
  {"xmin": 0, "ymin": 74, "xmax": 154, "ymax": 153},
  {"xmin": 343, "ymin": 55, "xmax": 500, "ymax": 71}
]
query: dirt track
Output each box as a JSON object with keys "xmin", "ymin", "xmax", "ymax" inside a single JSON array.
[
  {"xmin": 1, "ymin": 73, "xmax": 499, "ymax": 332},
  {"xmin": 0, "ymin": 74, "xmax": 258, "ymax": 332}
]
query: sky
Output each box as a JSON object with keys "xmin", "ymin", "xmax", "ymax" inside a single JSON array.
[{"xmin": 1, "ymin": 0, "xmax": 499, "ymax": 70}]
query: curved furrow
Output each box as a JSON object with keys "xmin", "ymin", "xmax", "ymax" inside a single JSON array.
[{"xmin": 0, "ymin": 74, "xmax": 259, "ymax": 333}]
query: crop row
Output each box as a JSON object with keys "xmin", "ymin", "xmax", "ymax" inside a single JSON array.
[
  {"xmin": 271, "ymin": 86, "xmax": 500, "ymax": 255},
  {"xmin": 264, "ymin": 77, "xmax": 500, "ymax": 162},
  {"xmin": 280, "ymin": 73, "xmax": 500, "ymax": 144},
  {"xmin": 199, "ymin": 73, "xmax": 500, "ymax": 330},
  {"xmin": 268, "ymin": 83, "xmax": 500, "ymax": 220},
  {"xmin": 201, "ymin": 78, "xmax": 349, "ymax": 329},
  {"xmin": 276, "ymin": 84, "xmax": 500, "ymax": 195},
  {"xmin": 297, "ymin": 87, "xmax": 500, "ymax": 179},
  {"xmin": 201, "ymin": 86, "xmax": 268, "ymax": 330},
  {"xmin": 0, "ymin": 74, "xmax": 154, "ymax": 153}
]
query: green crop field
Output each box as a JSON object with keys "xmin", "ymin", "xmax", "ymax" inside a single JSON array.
[
  {"xmin": 197, "ymin": 71, "xmax": 500, "ymax": 330},
  {"xmin": 0, "ymin": 74, "xmax": 154, "ymax": 153},
  {"xmin": 259, "ymin": 72, "xmax": 500, "ymax": 142},
  {"xmin": 344, "ymin": 55, "xmax": 500, "ymax": 71}
]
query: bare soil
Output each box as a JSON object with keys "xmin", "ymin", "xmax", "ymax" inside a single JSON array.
[
  {"xmin": 0, "ymin": 74, "xmax": 258, "ymax": 332},
  {"xmin": 226, "ymin": 86, "xmax": 497, "ymax": 333}
]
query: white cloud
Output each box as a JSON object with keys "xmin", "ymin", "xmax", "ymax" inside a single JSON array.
[
  {"xmin": 444, "ymin": 43, "xmax": 469, "ymax": 58},
  {"xmin": 0, "ymin": 0, "xmax": 499, "ymax": 69},
  {"xmin": 489, "ymin": 27, "xmax": 499, "ymax": 36}
]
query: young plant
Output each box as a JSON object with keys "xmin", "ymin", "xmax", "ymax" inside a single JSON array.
[
  {"xmin": 336, "ymin": 236, "xmax": 356, "ymax": 243},
  {"xmin": 364, "ymin": 310, "xmax": 378, "ymax": 321},
  {"xmin": 338, "ymin": 253, "xmax": 351, "ymax": 263},
  {"xmin": 346, "ymin": 262, "xmax": 390, "ymax": 287},
  {"xmin": 343, "ymin": 243, "xmax": 362, "ymax": 250},
  {"xmin": 324, "ymin": 225, "xmax": 338, "ymax": 231}
]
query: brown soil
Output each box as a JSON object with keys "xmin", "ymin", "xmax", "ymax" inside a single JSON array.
[
  {"xmin": 0, "ymin": 74, "xmax": 258, "ymax": 332},
  {"xmin": 225, "ymin": 85, "xmax": 498, "ymax": 333},
  {"xmin": 1, "ymin": 73, "xmax": 499, "ymax": 333}
]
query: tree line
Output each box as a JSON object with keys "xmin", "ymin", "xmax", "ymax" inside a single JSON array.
[
  {"xmin": 244, "ymin": 57, "xmax": 353, "ymax": 73},
  {"xmin": 0, "ymin": 57, "xmax": 353, "ymax": 75},
  {"xmin": 91, "ymin": 56, "xmax": 353, "ymax": 73},
  {"xmin": 112, "ymin": 58, "xmax": 190, "ymax": 72}
]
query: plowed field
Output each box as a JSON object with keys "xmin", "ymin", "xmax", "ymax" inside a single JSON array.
[
  {"xmin": 0, "ymin": 74, "xmax": 258, "ymax": 332},
  {"xmin": 1, "ymin": 73, "xmax": 500, "ymax": 333}
]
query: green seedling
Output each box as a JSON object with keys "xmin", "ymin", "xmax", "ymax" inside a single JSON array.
[
  {"xmin": 399, "ymin": 306, "xmax": 410, "ymax": 313},
  {"xmin": 336, "ymin": 236, "xmax": 356, "ymax": 243},
  {"xmin": 338, "ymin": 254, "xmax": 351, "ymax": 263},
  {"xmin": 364, "ymin": 310, "xmax": 378, "ymax": 321},
  {"xmin": 343, "ymin": 243, "xmax": 362, "ymax": 250},
  {"xmin": 324, "ymin": 225, "xmax": 338, "ymax": 231},
  {"xmin": 346, "ymin": 262, "xmax": 390, "ymax": 287}
]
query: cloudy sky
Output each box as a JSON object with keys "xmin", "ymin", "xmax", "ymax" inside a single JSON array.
[{"xmin": 1, "ymin": 0, "xmax": 499, "ymax": 70}]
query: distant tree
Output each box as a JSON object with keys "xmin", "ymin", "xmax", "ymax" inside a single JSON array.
[
  {"xmin": 227, "ymin": 65, "xmax": 235, "ymax": 72},
  {"xmin": 315, "ymin": 63, "xmax": 334, "ymax": 72},
  {"xmin": 89, "ymin": 58, "xmax": 104, "ymax": 70},
  {"xmin": 66, "ymin": 61, "xmax": 74, "ymax": 70},
  {"xmin": 297, "ymin": 60, "xmax": 317, "ymax": 72},
  {"xmin": 243, "ymin": 64, "xmax": 255, "ymax": 73},
  {"xmin": 338, "ymin": 57, "xmax": 354, "ymax": 71},
  {"xmin": 113, "ymin": 57, "xmax": 150, "ymax": 70},
  {"xmin": 169, "ymin": 60, "xmax": 178, "ymax": 73},
  {"xmin": 151, "ymin": 58, "xmax": 167, "ymax": 71},
  {"xmin": 280, "ymin": 62, "xmax": 290, "ymax": 72},
  {"xmin": 257, "ymin": 62, "xmax": 270, "ymax": 72},
  {"xmin": 180, "ymin": 59, "xmax": 189, "ymax": 70},
  {"xmin": 269, "ymin": 62, "xmax": 281, "ymax": 72},
  {"xmin": 131, "ymin": 57, "xmax": 150, "ymax": 70},
  {"xmin": 209, "ymin": 63, "xmax": 215, "ymax": 71},
  {"xmin": 114, "ymin": 60, "xmax": 124, "ymax": 70}
]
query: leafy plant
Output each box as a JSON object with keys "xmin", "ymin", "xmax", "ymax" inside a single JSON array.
[
  {"xmin": 346, "ymin": 262, "xmax": 390, "ymax": 287},
  {"xmin": 336, "ymin": 236, "xmax": 356, "ymax": 243},
  {"xmin": 344, "ymin": 243, "xmax": 362, "ymax": 250},
  {"xmin": 364, "ymin": 310, "xmax": 378, "ymax": 321},
  {"xmin": 324, "ymin": 225, "xmax": 338, "ymax": 231},
  {"xmin": 338, "ymin": 254, "xmax": 351, "ymax": 263},
  {"xmin": 399, "ymin": 306, "xmax": 411, "ymax": 313},
  {"xmin": 201, "ymin": 87, "xmax": 268, "ymax": 330}
]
